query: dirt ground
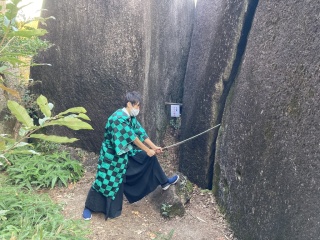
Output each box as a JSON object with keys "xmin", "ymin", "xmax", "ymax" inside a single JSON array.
[{"xmin": 49, "ymin": 128, "xmax": 235, "ymax": 240}]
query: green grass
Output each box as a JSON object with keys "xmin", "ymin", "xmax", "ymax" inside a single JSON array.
[
  {"xmin": 6, "ymin": 150, "xmax": 84, "ymax": 189},
  {"xmin": 0, "ymin": 174, "xmax": 89, "ymax": 240},
  {"xmin": 0, "ymin": 144, "xmax": 89, "ymax": 239}
]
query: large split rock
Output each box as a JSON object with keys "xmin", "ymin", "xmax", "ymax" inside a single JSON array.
[
  {"xmin": 214, "ymin": 0, "xmax": 320, "ymax": 239},
  {"xmin": 179, "ymin": 0, "xmax": 249, "ymax": 188},
  {"xmin": 30, "ymin": 0, "xmax": 147, "ymax": 152},
  {"xmin": 147, "ymin": 173, "xmax": 193, "ymax": 218},
  {"xmin": 141, "ymin": 0, "xmax": 194, "ymax": 144},
  {"xmin": 30, "ymin": 0, "xmax": 194, "ymax": 152}
]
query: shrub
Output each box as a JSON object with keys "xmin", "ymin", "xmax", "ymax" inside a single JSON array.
[
  {"xmin": 6, "ymin": 149, "xmax": 84, "ymax": 189},
  {"xmin": 0, "ymin": 174, "xmax": 89, "ymax": 239}
]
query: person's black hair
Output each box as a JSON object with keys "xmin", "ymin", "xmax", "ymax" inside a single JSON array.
[{"xmin": 123, "ymin": 91, "xmax": 142, "ymax": 107}]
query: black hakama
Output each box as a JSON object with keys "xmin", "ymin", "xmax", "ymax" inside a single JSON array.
[{"xmin": 84, "ymin": 151, "xmax": 168, "ymax": 219}]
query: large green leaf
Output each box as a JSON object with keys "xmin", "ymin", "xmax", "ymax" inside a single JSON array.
[
  {"xmin": 77, "ymin": 113, "xmax": 91, "ymax": 121},
  {"xmin": 7, "ymin": 100, "xmax": 34, "ymax": 127},
  {"xmin": 36, "ymin": 95, "xmax": 51, "ymax": 117},
  {"xmin": 0, "ymin": 56, "xmax": 26, "ymax": 66},
  {"xmin": 44, "ymin": 117, "xmax": 93, "ymax": 130},
  {"xmin": 30, "ymin": 134, "xmax": 79, "ymax": 143},
  {"xmin": 8, "ymin": 29, "xmax": 48, "ymax": 38},
  {"xmin": 58, "ymin": 107, "xmax": 87, "ymax": 116},
  {"xmin": 8, "ymin": 149, "xmax": 40, "ymax": 155},
  {"xmin": 14, "ymin": 142, "xmax": 32, "ymax": 148},
  {"xmin": 5, "ymin": 3, "xmax": 19, "ymax": 20}
]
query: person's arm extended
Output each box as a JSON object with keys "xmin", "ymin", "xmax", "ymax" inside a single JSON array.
[
  {"xmin": 144, "ymin": 138, "xmax": 162, "ymax": 153},
  {"xmin": 133, "ymin": 137, "xmax": 155, "ymax": 157}
]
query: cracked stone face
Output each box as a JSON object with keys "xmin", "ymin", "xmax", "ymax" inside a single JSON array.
[{"xmin": 214, "ymin": 0, "xmax": 320, "ymax": 239}]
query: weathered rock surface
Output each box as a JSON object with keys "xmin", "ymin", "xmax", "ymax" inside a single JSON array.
[
  {"xmin": 147, "ymin": 173, "xmax": 193, "ymax": 218},
  {"xmin": 214, "ymin": 1, "xmax": 320, "ymax": 239},
  {"xmin": 138, "ymin": 0, "xmax": 194, "ymax": 144},
  {"xmin": 30, "ymin": 0, "xmax": 194, "ymax": 152},
  {"xmin": 179, "ymin": 0, "xmax": 248, "ymax": 188},
  {"xmin": 26, "ymin": 0, "xmax": 320, "ymax": 238}
]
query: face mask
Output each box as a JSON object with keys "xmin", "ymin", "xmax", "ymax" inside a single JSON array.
[{"xmin": 130, "ymin": 108, "xmax": 139, "ymax": 117}]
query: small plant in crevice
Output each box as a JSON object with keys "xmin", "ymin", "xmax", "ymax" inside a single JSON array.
[
  {"xmin": 169, "ymin": 117, "xmax": 181, "ymax": 130},
  {"xmin": 160, "ymin": 203, "xmax": 173, "ymax": 218}
]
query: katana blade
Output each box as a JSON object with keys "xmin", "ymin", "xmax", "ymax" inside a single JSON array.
[{"xmin": 162, "ymin": 123, "xmax": 221, "ymax": 150}]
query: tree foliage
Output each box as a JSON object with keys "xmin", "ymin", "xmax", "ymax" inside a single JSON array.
[
  {"xmin": 1, "ymin": 94, "xmax": 93, "ymax": 166},
  {"xmin": 0, "ymin": 1, "xmax": 93, "ymax": 167},
  {"xmin": 0, "ymin": 0, "xmax": 53, "ymax": 99}
]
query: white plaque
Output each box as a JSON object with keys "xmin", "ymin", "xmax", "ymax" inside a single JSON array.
[{"xmin": 171, "ymin": 105, "xmax": 180, "ymax": 117}]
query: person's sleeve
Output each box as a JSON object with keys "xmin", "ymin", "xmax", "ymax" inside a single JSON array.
[
  {"xmin": 134, "ymin": 119, "xmax": 149, "ymax": 142},
  {"xmin": 111, "ymin": 119, "xmax": 137, "ymax": 155}
]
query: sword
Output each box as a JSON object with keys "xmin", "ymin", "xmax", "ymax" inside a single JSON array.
[{"xmin": 162, "ymin": 124, "xmax": 221, "ymax": 150}]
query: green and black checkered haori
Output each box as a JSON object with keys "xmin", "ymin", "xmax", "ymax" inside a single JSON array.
[{"xmin": 92, "ymin": 109, "xmax": 148, "ymax": 200}]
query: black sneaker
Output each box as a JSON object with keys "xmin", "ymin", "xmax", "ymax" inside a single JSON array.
[{"xmin": 162, "ymin": 175, "xmax": 179, "ymax": 190}]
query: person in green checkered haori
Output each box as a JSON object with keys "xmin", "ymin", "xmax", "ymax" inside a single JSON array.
[{"xmin": 82, "ymin": 91, "xmax": 179, "ymax": 220}]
